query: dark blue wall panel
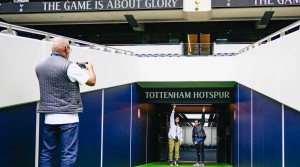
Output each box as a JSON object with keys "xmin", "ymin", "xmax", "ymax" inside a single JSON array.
[
  {"xmin": 103, "ymin": 84, "xmax": 131, "ymax": 167},
  {"xmin": 253, "ymin": 91, "xmax": 282, "ymax": 167},
  {"xmin": 284, "ymin": 106, "xmax": 300, "ymax": 167},
  {"xmin": 235, "ymin": 84, "xmax": 283, "ymax": 167},
  {"xmin": 252, "ymin": 91, "xmax": 264, "ymax": 167},
  {"xmin": 238, "ymin": 84, "xmax": 251, "ymax": 167},
  {"xmin": 132, "ymin": 84, "xmax": 147, "ymax": 166},
  {"xmin": 0, "ymin": 103, "xmax": 36, "ymax": 167},
  {"xmin": 78, "ymin": 90, "xmax": 102, "ymax": 167}
]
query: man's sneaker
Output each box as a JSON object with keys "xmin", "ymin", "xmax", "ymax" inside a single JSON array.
[
  {"xmin": 175, "ymin": 161, "xmax": 179, "ymax": 166},
  {"xmin": 199, "ymin": 162, "xmax": 205, "ymax": 166},
  {"xmin": 169, "ymin": 161, "xmax": 173, "ymax": 166},
  {"xmin": 193, "ymin": 162, "xmax": 200, "ymax": 166}
]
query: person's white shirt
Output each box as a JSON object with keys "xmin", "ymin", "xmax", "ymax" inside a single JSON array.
[
  {"xmin": 168, "ymin": 109, "xmax": 183, "ymax": 142},
  {"xmin": 44, "ymin": 63, "xmax": 89, "ymax": 125}
]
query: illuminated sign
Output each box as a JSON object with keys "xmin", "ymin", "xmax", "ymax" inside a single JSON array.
[
  {"xmin": 0, "ymin": 0, "xmax": 183, "ymax": 14},
  {"xmin": 212, "ymin": 0, "xmax": 300, "ymax": 8},
  {"xmin": 141, "ymin": 88, "xmax": 235, "ymax": 103}
]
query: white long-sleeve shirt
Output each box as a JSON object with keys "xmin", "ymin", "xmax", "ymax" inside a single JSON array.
[{"xmin": 168, "ymin": 109, "xmax": 183, "ymax": 142}]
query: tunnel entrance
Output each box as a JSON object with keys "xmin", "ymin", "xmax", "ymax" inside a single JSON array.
[{"xmin": 137, "ymin": 82, "xmax": 236, "ymax": 164}]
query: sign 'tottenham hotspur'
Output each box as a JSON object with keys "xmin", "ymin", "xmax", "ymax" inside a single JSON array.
[{"xmin": 145, "ymin": 91, "xmax": 230, "ymax": 99}]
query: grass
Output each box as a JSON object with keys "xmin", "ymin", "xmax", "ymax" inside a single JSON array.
[{"xmin": 135, "ymin": 162, "xmax": 233, "ymax": 167}]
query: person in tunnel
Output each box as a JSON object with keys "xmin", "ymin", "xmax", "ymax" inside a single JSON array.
[
  {"xmin": 168, "ymin": 104, "xmax": 183, "ymax": 166},
  {"xmin": 36, "ymin": 37, "xmax": 96, "ymax": 167},
  {"xmin": 192, "ymin": 107, "xmax": 207, "ymax": 166}
]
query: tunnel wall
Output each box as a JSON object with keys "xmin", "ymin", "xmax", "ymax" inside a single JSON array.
[{"xmin": 233, "ymin": 83, "xmax": 300, "ymax": 167}]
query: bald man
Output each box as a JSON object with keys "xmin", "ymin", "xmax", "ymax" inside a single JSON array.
[{"xmin": 36, "ymin": 37, "xmax": 96, "ymax": 167}]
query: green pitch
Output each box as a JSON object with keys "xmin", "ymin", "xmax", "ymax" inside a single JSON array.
[{"xmin": 135, "ymin": 162, "xmax": 233, "ymax": 167}]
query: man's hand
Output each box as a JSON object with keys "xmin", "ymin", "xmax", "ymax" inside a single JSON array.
[
  {"xmin": 180, "ymin": 141, "xmax": 182, "ymax": 145},
  {"xmin": 85, "ymin": 62, "xmax": 96, "ymax": 86},
  {"xmin": 173, "ymin": 104, "xmax": 176, "ymax": 110},
  {"xmin": 194, "ymin": 142, "xmax": 197, "ymax": 144},
  {"xmin": 85, "ymin": 62, "xmax": 93, "ymax": 71},
  {"xmin": 202, "ymin": 107, "xmax": 205, "ymax": 113}
]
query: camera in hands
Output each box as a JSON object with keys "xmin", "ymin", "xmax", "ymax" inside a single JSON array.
[{"xmin": 76, "ymin": 62, "xmax": 88, "ymax": 69}]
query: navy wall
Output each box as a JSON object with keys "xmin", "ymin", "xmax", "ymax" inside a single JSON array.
[
  {"xmin": 0, "ymin": 102, "xmax": 36, "ymax": 167},
  {"xmin": 284, "ymin": 105, "xmax": 300, "ymax": 167},
  {"xmin": 103, "ymin": 84, "xmax": 131, "ymax": 166},
  {"xmin": 78, "ymin": 90, "xmax": 102, "ymax": 166},
  {"xmin": 252, "ymin": 91, "xmax": 281, "ymax": 167},
  {"xmin": 37, "ymin": 83, "xmax": 149, "ymax": 167},
  {"xmin": 234, "ymin": 83, "xmax": 284, "ymax": 167},
  {"xmin": 238, "ymin": 84, "xmax": 251, "ymax": 167},
  {"xmin": 5, "ymin": 82, "xmax": 300, "ymax": 167}
]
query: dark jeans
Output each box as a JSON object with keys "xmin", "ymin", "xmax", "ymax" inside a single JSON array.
[
  {"xmin": 39, "ymin": 123, "xmax": 79, "ymax": 167},
  {"xmin": 195, "ymin": 140, "xmax": 204, "ymax": 163}
]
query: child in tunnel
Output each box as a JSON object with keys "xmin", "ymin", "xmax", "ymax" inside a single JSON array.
[{"xmin": 168, "ymin": 104, "xmax": 183, "ymax": 166}]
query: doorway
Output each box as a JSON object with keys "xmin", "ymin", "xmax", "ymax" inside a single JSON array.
[{"xmin": 156, "ymin": 104, "xmax": 231, "ymax": 163}]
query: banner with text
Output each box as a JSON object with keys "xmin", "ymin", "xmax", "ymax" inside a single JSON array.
[
  {"xmin": 141, "ymin": 88, "xmax": 235, "ymax": 104},
  {"xmin": 212, "ymin": 0, "xmax": 300, "ymax": 8},
  {"xmin": 0, "ymin": 0, "xmax": 183, "ymax": 14}
]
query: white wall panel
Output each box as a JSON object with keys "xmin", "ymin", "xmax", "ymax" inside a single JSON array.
[
  {"xmin": 0, "ymin": 35, "xmax": 138, "ymax": 108},
  {"xmin": 236, "ymin": 30, "xmax": 300, "ymax": 111},
  {"xmin": 236, "ymin": 41, "xmax": 279, "ymax": 101},
  {"xmin": 137, "ymin": 56, "xmax": 237, "ymax": 82},
  {"xmin": 111, "ymin": 45, "xmax": 182, "ymax": 54},
  {"xmin": 213, "ymin": 44, "xmax": 250, "ymax": 53},
  {"xmin": 1, "ymin": 29, "xmax": 300, "ymax": 112},
  {"xmin": 278, "ymin": 30, "xmax": 300, "ymax": 110},
  {"xmin": 0, "ymin": 34, "xmax": 43, "ymax": 108}
]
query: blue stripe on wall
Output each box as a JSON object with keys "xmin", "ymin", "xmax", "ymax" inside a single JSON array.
[
  {"xmin": 0, "ymin": 103, "xmax": 36, "ymax": 167},
  {"xmin": 284, "ymin": 105, "xmax": 300, "ymax": 167},
  {"xmin": 252, "ymin": 90, "xmax": 282, "ymax": 167},
  {"xmin": 233, "ymin": 84, "xmax": 239, "ymax": 166},
  {"xmin": 103, "ymin": 84, "xmax": 131, "ymax": 167},
  {"xmin": 238, "ymin": 84, "xmax": 251, "ymax": 167}
]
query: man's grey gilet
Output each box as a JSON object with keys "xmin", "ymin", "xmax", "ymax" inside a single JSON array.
[{"xmin": 36, "ymin": 55, "xmax": 83, "ymax": 114}]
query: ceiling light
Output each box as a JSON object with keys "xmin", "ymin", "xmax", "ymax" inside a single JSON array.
[
  {"xmin": 173, "ymin": 104, "xmax": 212, "ymax": 106},
  {"xmin": 185, "ymin": 114, "xmax": 202, "ymax": 119}
]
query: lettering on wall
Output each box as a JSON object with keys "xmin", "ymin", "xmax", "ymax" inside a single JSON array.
[
  {"xmin": 141, "ymin": 88, "xmax": 235, "ymax": 103},
  {"xmin": 212, "ymin": 0, "xmax": 300, "ymax": 7},
  {"xmin": 0, "ymin": 0, "xmax": 183, "ymax": 14}
]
